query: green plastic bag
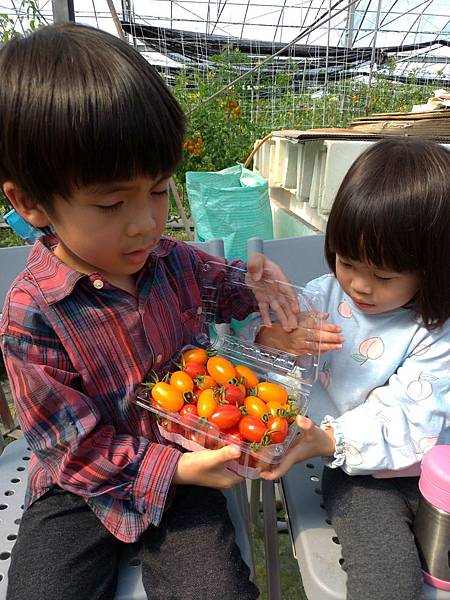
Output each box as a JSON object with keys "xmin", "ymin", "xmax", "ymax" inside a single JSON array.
[{"xmin": 186, "ymin": 164, "xmax": 273, "ymax": 261}]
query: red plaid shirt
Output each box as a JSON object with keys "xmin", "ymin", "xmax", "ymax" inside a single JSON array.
[{"xmin": 0, "ymin": 235, "xmax": 254, "ymax": 542}]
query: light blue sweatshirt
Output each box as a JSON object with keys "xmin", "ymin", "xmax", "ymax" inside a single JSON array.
[{"xmin": 246, "ymin": 273, "xmax": 450, "ymax": 476}]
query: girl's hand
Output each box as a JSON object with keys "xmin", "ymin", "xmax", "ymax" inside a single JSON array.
[
  {"xmin": 260, "ymin": 416, "xmax": 336, "ymax": 480},
  {"xmin": 246, "ymin": 253, "xmax": 299, "ymax": 332},
  {"xmin": 257, "ymin": 314, "xmax": 343, "ymax": 355},
  {"xmin": 172, "ymin": 445, "xmax": 243, "ymax": 489}
]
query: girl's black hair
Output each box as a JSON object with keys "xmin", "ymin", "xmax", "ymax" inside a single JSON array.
[
  {"xmin": 325, "ymin": 137, "xmax": 450, "ymax": 329},
  {"xmin": 0, "ymin": 23, "xmax": 185, "ymax": 204}
]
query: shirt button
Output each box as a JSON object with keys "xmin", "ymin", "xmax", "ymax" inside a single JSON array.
[
  {"xmin": 93, "ymin": 279, "xmax": 104, "ymax": 289},
  {"xmin": 196, "ymin": 307, "xmax": 202, "ymax": 315},
  {"xmin": 156, "ymin": 354, "xmax": 162, "ymax": 364}
]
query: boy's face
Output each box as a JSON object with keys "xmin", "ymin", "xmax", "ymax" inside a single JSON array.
[{"xmin": 47, "ymin": 175, "xmax": 170, "ymax": 282}]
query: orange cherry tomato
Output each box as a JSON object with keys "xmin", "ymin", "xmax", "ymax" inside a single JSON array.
[
  {"xmin": 197, "ymin": 388, "xmax": 219, "ymax": 418},
  {"xmin": 182, "ymin": 348, "xmax": 208, "ymax": 365},
  {"xmin": 235, "ymin": 365, "xmax": 259, "ymax": 389},
  {"xmin": 244, "ymin": 396, "xmax": 269, "ymax": 419},
  {"xmin": 195, "ymin": 375, "xmax": 216, "ymax": 391},
  {"xmin": 265, "ymin": 400, "xmax": 283, "ymax": 417},
  {"xmin": 207, "ymin": 356, "xmax": 236, "ymax": 385},
  {"xmin": 267, "ymin": 416, "xmax": 289, "ymax": 444},
  {"xmin": 170, "ymin": 371, "xmax": 194, "ymax": 394},
  {"xmin": 256, "ymin": 381, "xmax": 288, "ymax": 404},
  {"xmin": 151, "ymin": 382, "xmax": 184, "ymax": 413}
]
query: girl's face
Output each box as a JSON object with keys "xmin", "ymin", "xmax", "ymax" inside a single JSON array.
[
  {"xmin": 47, "ymin": 175, "xmax": 170, "ymax": 289},
  {"xmin": 335, "ymin": 255, "xmax": 420, "ymax": 315}
]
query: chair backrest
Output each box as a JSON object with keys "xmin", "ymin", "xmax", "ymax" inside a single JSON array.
[
  {"xmin": 187, "ymin": 238, "xmax": 225, "ymax": 258},
  {"xmin": 0, "ymin": 245, "xmax": 32, "ymax": 311},
  {"xmin": 247, "ymin": 235, "xmax": 328, "ymax": 286},
  {"xmin": 0, "ymin": 240, "xmax": 224, "ymax": 313}
]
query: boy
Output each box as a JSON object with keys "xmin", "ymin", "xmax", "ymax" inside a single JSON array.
[{"xmin": 0, "ymin": 23, "xmax": 297, "ymax": 600}]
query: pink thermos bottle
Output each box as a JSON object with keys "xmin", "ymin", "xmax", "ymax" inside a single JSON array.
[{"xmin": 414, "ymin": 445, "xmax": 450, "ymax": 590}]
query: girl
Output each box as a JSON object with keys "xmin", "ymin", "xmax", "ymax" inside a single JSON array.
[{"xmin": 257, "ymin": 137, "xmax": 450, "ymax": 600}]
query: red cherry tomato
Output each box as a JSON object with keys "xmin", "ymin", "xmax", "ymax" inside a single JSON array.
[
  {"xmin": 267, "ymin": 416, "xmax": 289, "ymax": 444},
  {"xmin": 159, "ymin": 418, "xmax": 179, "ymax": 434},
  {"xmin": 170, "ymin": 371, "xmax": 194, "ymax": 394},
  {"xmin": 223, "ymin": 426, "xmax": 245, "ymax": 445},
  {"xmin": 179, "ymin": 404, "xmax": 199, "ymax": 417},
  {"xmin": 151, "ymin": 382, "xmax": 184, "ymax": 413},
  {"xmin": 207, "ymin": 356, "xmax": 236, "ymax": 385},
  {"xmin": 182, "ymin": 348, "xmax": 208, "ymax": 365},
  {"xmin": 221, "ymin": 383, "xmax": 245, "ymax": 406},
  {"xmin": 208, "ymin": 405, "xmax": 241, "ymax": 430},
  {"xmin": 238, "ymin": 416, "xmax": 267, "ymax": 443},
  {"xmin": 183, "ymin": 361, "xmax": 206, "ymax": 379}
]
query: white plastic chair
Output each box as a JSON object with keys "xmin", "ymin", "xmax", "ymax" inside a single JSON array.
[
  {"xmin": 0, "ymin": 238, "xmax": 254, "ymax": 600},
  {"xmin": 246, "ymin": 234, "xmax": 328, "ymax": 600},
  {"xmin": 248, "ymin": 234, "xmax": 450, "ymax": 600}
]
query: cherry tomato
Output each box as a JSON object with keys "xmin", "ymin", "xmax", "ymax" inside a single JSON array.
[
  {"xmin": 221, "ymin": 383, "xmax": 245, "ymax": 406},
  {"xmin": 223, "ymin": 426, "xmax": 245, "ymax": 445},
  {"xmin": 207, "ymin": 356, "xmax": 236, "ymax": 385},
  {"xmin": 182, "ymin": 348, "xmax": 208, "ymax": 365},
  {"xmin": 237, "ymin": 382, "xmax": 247, "ymax": 395},
  {"xmin": 179, "ymin": 404, "xmax": 199, "ymax": 417},
  {"xmin": 196, "ymin": 388, "xmax": 219, "ymax": 418},
  {"xmin": 208, "ymin": 405, "xmax": 241, "ymax": 430},
  {"xmin": 265, "ymin": 400, "xmax": 284, "ymax": 417},
  {"xmin": 244, "ymin": 396, "xmax": 269, "ymax": 419},
  {"xmin": 159, "ymin": 418, "xmax": 179, "ymax": 434},
  {"xmin": 191, "ymin": 388, "xmax": 202, "ymax": 404},
  {"xmin": 183, "ymin": 361, "xmax": 206, "ymax": 379},
  {"xmin": 267, "ymin": 416, "xmax": 289, "ymax": 444},
  {"xmin": 203, "ymin": 423, "xmax": 220, "ymax": 449},
  {"xmin": 238, "ymin": 416, "xmax": 267, "ymax": 443},
  {"xmin": 170, "ymin": 371, "xmax": 194, "ymax": 394},
  {"xmin": 256, "ymin": 381, "xmax": 288, "ymax": 404},
  {"xmin": 235, "ymin": 365, "xmax": 259, "ymax": 389},
  {"xmin": 151, "ymin": 382, "xmax": 184, "ymax": 413},
  {"xmin": 195, "ymin": 375, "xmax": 216, "ymax": 391}
]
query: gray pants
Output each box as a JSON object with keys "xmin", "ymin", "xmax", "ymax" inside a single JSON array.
[
  {"xmin": 7, "ymin": 485, "xmax": 259, "ymax": 600},
  {"xmin": 322, "ymin": 467, "xmax": 425, "ymax": 600}
]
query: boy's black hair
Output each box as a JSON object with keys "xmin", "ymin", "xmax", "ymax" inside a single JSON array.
[
  {"xmin": 325, "ymin": 137, "xmax": 450, "ymax": 329},
  {"xmin": 0, "ymin": 23, "xmax": 185, "ymax": 205}
]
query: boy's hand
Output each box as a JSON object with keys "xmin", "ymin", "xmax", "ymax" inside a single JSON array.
[
  {"xmin": 246, "ymin": 253, "xmax": 299, "ymax": 332},
  {"xmin": 260, "ymin": 416, "xmax": 336, "ymax": 480},
  {"xmin": 257, "ymin": 313, "xmax": 343, "ymax": 355},
  {"xmin": 172, "ymin": 445, "xmax": 243, "ymax": 489}
]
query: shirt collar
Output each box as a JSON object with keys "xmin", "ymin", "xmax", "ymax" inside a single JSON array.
[{"xmin": 26, "ymin": 234, "xmax": 177, "ymax": 305}]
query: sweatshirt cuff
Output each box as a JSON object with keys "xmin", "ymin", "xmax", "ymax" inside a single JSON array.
[
  {"xmin": 132, "ymin": 442, "xmax": 182, "ymax": 526},
  {"xmin": 320, "ymin": 415, "xmax": 345, "ymax": 468}
]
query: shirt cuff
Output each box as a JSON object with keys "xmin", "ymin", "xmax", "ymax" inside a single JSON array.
[
  {"xmin": 320, "ymin": 415, "xmax": 345, "ymax": 468},
  {"xmin": 132, "ymin": 442, "xmax": 182, "ymax": 526}
]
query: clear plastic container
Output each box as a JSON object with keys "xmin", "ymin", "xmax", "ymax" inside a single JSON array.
[{"xmin": 134, "ymin": 261, "xmax": 324, "ymax": 479}]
